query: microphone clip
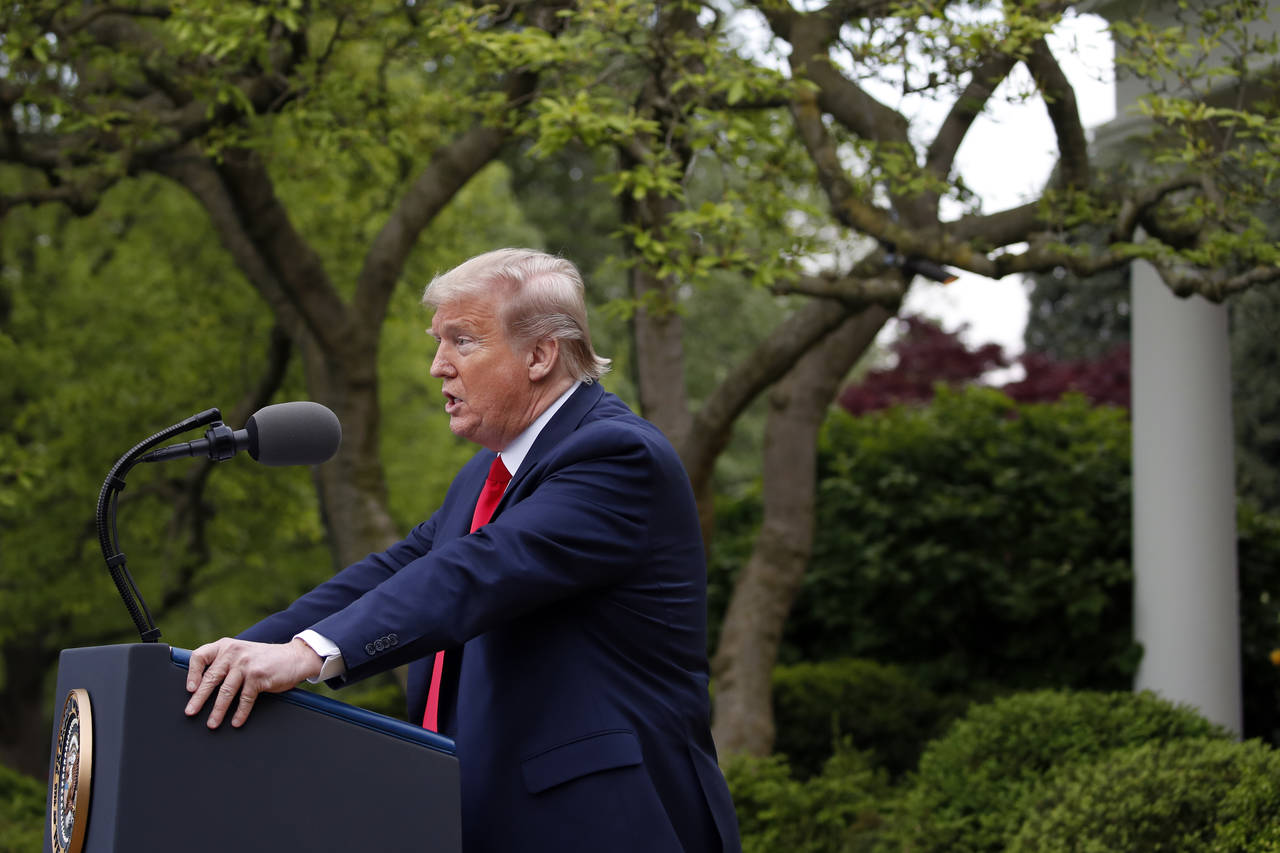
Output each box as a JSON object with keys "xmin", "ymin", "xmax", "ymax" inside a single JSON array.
[
  {"xmin": 203, "ymin": 421, "xmax": 241, "ymax": 462},
  {"xmin": 137, "ymin": 418, "xmax": 249, "ymax": 464}
]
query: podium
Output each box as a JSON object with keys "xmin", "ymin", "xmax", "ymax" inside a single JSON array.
[{"xmin": 43, "ymin": 643, "xmax": 461, "ymax": 853}]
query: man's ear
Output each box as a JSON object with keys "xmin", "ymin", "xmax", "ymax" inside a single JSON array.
[{"xmin": 527, "ymin": 337, "xmax": 561, "ymax": 381}]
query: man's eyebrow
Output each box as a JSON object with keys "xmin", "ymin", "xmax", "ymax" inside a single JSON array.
[{"xmin": 432, "ymin": 319, "xmax": 480, "ymax": 340}]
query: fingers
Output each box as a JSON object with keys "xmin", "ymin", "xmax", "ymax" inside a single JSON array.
[
  {"xmin": 205, "ymin": 666, "xmax": 245, "ymax": 730},
  {"xmin": 231, "ymin": 684, "xmax": 259, "ymax": 729},
  {"xmin": 184, "ymin": 640, "xmax": 227, "ymax": 721},
  {"xmin": 186, "ymin": 644, "xmax": 210, "ymax": 691},
  {"xmin": 182, "ymin": 638, "xmax": 310, "ymax": 729}
]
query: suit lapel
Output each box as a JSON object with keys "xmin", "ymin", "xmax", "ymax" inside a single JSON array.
[
  {"xmin": 501, "ymin": 382, "xmax": 604, "ymax": 506},
  {"xmin": 429, "ymin": 384, "xmax": 605, "ymax": 728}
]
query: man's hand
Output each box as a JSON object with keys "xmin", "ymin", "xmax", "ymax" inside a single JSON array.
[{"xmin": 183, "ymin": 637, "xmax": 324, "ymax": 729}]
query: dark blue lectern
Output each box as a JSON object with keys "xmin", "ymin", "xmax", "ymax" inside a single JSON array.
[{"xmin": 44, "ymin": 643, "xmax": 460, "ymax": 853}]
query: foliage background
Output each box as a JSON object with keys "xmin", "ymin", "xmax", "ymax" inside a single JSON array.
[{"xmin": 4, "ymin": 0, "xmax": 1280, "ymax": 849}]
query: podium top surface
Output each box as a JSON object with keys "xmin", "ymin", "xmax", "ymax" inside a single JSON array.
[{"xmin": 168, "ymin": 646, "xmax": 455, "ymax": 756}]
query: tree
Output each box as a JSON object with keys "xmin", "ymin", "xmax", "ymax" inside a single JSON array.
[
  {"xmin": 838, "ymin": 317, "xmax": 1009, "ymax": 415},
  {"xmin": 699, "ymin": 0, "xmax": 1280, "ymax": 756},
  {"xmin": 1, "ymin": 0, "xmax": 573, "ymax": 566},
  {"xmin": 0, "ymin": 1, "xmax": 561, "ymax": 771},
  {"xmin": 5, "ymin": 0, "xmax": 1279, "ymax": 766},
  {"xmin": 836, "ymin": 315, "xmax": 1130, "ymax": 414},
  {"xmin": 0, "ymin": 181, "xmax": 330, "ymax": 774}
]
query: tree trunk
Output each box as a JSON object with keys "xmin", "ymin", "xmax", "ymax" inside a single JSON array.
[
  {"xmin": 0, "ymin": 643, "xmax": 60, "ymax": 778},
  {"xmin": 629, "ymin": 263, "xmax": 693, "ymax": 450},
  {"xmin": 711, "ymin": 305, "xmax": 891, "ymax": 759},
  {"xmin": 296, "ymin": 331, "xmax": 402, "ymax": 567}
]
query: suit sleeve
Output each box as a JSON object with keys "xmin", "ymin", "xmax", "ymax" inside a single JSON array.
[
  {"xmin": 309, "ymin": 422, "xmax": 675, "ymax": 682},
  {"xmin": 237, "ymin": 513, "xmax": 440, "ymax": 644}
]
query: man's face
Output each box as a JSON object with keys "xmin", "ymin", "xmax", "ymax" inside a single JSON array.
[{"xmin": 429, "ymin": 295, "xmax": 538, "ymax": 451}]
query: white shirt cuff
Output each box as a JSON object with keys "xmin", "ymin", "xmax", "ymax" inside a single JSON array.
[{"xmin": 295, "ymin": 629, "xmax": 347, "ymax": 682}]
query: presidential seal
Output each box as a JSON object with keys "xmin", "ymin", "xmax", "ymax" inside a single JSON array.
[{"xmin": 50, "ymin": 688, "xmax": 93, "ymax": 853}]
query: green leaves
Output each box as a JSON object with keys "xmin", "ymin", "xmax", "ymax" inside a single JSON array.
[
  {"xmin": 529, "ymin": 94, "xmax": 662, "ymax": 159},
  {"xmin": 725, "ymin": 743, "xmax": 888, "ymax": 853},
  {"xmin": 1109, "ymin": 0, "xmax": 1280, "ymax": 281},
  {"xmin": 165, "ymin": 0, "xmax": 306, "ymax": 62},
  {"xmin": 894, "ymin": 690, "xmax": 1232, "ymax": 852},
  {"xmin": 788, "ymin": 388, "xmax": 1138, "ymax": 692}
]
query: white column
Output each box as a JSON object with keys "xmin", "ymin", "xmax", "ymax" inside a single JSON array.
[{"xmin": 1130, "ymin": 260, "xmax": 1241, "ymax": 735}]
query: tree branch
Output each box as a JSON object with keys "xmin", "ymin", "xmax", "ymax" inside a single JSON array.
[
  {"xmin": 774, "ymin": 5, "xmax": 911, "ymax": 146},
  {"xmin": 0, "ymin": 179, "xmax": 117, "ymax": 217},
  {"xmin": 1023, "ymin": 38, "xmax": 1090, "ymax": 189},
  {"xmin": 770, "ymin": 269, "xmax": 904, "ymax": 307},
  {"xmin": 353, "ymin": 70, "xmax": 540, "ymax": 330},
  {"xmin": 60, "ymin": 4, "xmax": 172, "ymax": 35},
  {"xmin": 680, "ymin": 284, "xmax": 902, "ymax": 491},
  {"xmin": 153, "ymin": 146, "xmax": 309, "ymax": 344},
  {"xmin": 1156, "ymin": 262, "xmax": 1280, "ymax": 301},
  {"xmin": 212, "ymin": 148, "xmax": 358, "ymax": 357},
  {"xmin": 710, "ymin": 302, "xmax": 889, "ymax": 757},
  {"xmin": 925, "ymin": 53, "xmax": 1020, "ymax": 182},
  {"xmin": 948, "ymin": 200, "xmax": 1041, "ymax": 247},
  {"xmin": 1, "ymin": 5, "xmax": 301, "ymax": 180},
  {"xmin": 1113, "ymin": 175, "xmax": 1201, "ymax": 241},
  {"xmin": 788, "ymin": 87, "xmax": 916, "ymax": 239},
  {"xmin": 994, "ymin": 244, "xmax": 1128, "ymax": 278}
]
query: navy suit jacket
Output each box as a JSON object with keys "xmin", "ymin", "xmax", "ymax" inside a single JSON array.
[{"xmin": 240, "ymin": 383, "xmax": 741, "ymax": 852}]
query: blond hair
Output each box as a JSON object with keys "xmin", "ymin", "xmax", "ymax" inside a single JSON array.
[{"xmin": 423, "ymin": 248, "xmax": 611, "ymax": 383}]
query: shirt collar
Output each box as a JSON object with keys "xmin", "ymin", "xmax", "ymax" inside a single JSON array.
[{"xmin": 499, "ymin": 381, "xmax": 580, "ymax": 479}]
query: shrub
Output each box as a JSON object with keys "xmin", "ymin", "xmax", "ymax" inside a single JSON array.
[
  {"xmin": 886, "ymin": 689, "xmax": 1230, "ymax": 853},
  {"xmin": 789, "ymin": 388, "xmax": 1139, "ymax": 693},
  {"xmin": 712, "ymin": 385, "xmax": 1280, "ymax": 747},
  {"xmin": 1238, "ymin": 502, "xmax": 1280, "ymax": 744},
  {"xmin": 1008, "ymin": 737, "xmax": 1280, "ymax": 852},
  {"xmin": 0, "ymin": 762, "xmax": 45, "ymax": 853},
  {"xmin": 726, "ymin": 741, "xmax": 887, "ymax": 853},
  {"xmin": 772, "ymin": 658, "xmax": 951, "ymax": 779}
]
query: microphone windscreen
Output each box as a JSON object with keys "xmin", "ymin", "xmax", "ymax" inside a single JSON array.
[{"xmin": 246, "ymin": 401, "xmax": 342, "ymax": 466}]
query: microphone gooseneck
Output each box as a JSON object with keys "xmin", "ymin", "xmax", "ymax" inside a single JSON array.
[
  {"xmin": 96, "ymin": 408, "xmax": 225, "ymax": 643},
  {"xmin": 99, "ymin": 401, "xmax": 342, "ymax": 642}
]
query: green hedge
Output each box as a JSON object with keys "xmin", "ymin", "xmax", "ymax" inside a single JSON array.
[
  {"xmin": 1009, "ymin": 738, "xmax": 1280, "ymax": 851},
  {"xmin": 732, "ymin": 689, "xmax": 1278, "ymax": 853},
  {"xmin": 726, "ymin": 741, "xmax": 886, "ymax": 853},
  {"xmin": 772, "ymin": 658, "xmax": 954, "ymax": 779},
  {"xmin": 759, "ymin": 387, "xmax": 1280, "ymax": 744},
  {"xmin": 0, "ymin": 763, "xmax": 45, "ymax": 853},
  {"xmin": 788, "ymin": 388, "xmax": 1139, "ymax": 692},
  {"xmin": 887, "ymin": 689, "xmax": 1229, "ymax": 853}
]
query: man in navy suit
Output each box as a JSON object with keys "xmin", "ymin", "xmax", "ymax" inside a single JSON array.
[{"xmin": 183, "ymin": 248, "xmax": 741, "ymax": 852}]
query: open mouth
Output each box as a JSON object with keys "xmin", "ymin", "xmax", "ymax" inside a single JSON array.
[{"xmin": 443, "ymin": 392, "xmax": 462, "ymax": 414}]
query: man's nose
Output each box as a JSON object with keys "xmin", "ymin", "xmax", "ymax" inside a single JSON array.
[{"xmin": 430, "ymin": 349, "xmax": 452, "ymax": 377}]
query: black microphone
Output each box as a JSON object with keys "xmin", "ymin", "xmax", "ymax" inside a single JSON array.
[{"xmin": 140, "ymin": 401, "xmax": 342, "ymax": 466}]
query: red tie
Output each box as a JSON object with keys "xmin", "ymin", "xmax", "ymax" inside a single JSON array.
[{"xmin": 423, "ymin": 454, "xmax": 511, "ymax": 732}]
